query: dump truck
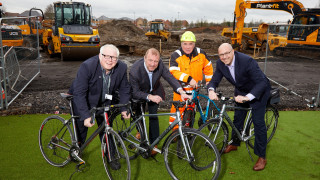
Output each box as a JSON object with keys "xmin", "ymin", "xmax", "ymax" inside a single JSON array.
[
  {"xmin": 42, "ymin": 1, "xmax": 100, "ymax": 60},
  {"xmin": 18, "ymin": 8, "xmax": 45, "ymax": 48}
]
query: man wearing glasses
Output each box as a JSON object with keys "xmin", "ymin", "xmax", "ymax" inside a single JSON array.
[
  {"xmin": 69, "ymin": 44, "xmax": 131, "ymax": 169},
  {"xmin": 207, "ymin": 43, "xmax": 271, "ymax": 171}
]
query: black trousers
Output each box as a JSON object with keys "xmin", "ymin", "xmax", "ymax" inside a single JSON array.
[
  {"xmin": 231, "ymin": 103, "xmax": 267, "ymax": 158},
  {"xmin": 147, "ymin": 101, "xmax": 160, "ymax": 144}
]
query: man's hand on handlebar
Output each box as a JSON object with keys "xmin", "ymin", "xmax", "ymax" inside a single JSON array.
[
  {"xmin": 189, "ymin": 79, "xmax": 198, "ymax": 88},
  {"xmin": 235, "ymin": 95, "xmax": 249, "ymax": 103},
  {"xmin": 84, "ymin": 117, "xmax": 95, "ymax": 127},
  {"xmin": 209, "ymin": 90, "xmax": 219, "ymax": 101}
]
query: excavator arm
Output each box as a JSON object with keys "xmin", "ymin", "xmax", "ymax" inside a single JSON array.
[{"xmin": 233, "ymin": 0, "xmax": 305, "ymax": 47}]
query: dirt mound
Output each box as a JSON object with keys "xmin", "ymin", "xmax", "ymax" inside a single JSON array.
[{"xmin": 98, "ymin": 20, "xmax": 145, "ymax": 43}]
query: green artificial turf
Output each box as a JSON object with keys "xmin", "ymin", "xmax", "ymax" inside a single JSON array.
[{"xmin": 0, "ymin": 111, "xmax": 319, "ymax": 179}]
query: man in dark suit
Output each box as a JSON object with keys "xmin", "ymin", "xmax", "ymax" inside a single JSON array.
[
  {"xmin": 208, "ymin": 43, "xmax": 271, "ymax": 171},
  {"xmin": 69, "ymin": 44, "xmax": 131, "ymax": 146},
  {"xmin": 129, "ymin": 48, "xmax": 190, "ymax": 156}
]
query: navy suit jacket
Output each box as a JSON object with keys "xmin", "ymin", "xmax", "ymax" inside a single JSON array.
[
  {"xmin": 129, "ymin": 58, "xmax": 181, "ymax": 100},
  {"xmin": 69, "ymin": 55, "xmax": 131, "ymax": 121},
  {"xmin": 208, "ymin": 51, "xmax": 271, "ymax": 109}
]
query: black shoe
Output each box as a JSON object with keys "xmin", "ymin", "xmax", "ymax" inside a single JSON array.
[{"xmin": 109, "ymin": 160, "xmax": 121, "ymax": 170}]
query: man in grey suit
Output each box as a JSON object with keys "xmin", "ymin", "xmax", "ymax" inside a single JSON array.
[{"xmin": 129, "ymin": 48, "xmax": 190, "ymax": 156}]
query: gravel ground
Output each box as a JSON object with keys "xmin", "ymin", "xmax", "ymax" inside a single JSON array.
[{"xmin": 2, "ymin": 51, "xmax": 319, "ymax": 116}]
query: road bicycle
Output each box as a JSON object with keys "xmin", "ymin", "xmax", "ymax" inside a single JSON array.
[
  {"xmin": 181, "ymin": 84, "xmax": 221, "ymax": 128},
  {"xmin": 110, "ymin": 99, "xmax": 221, "ymax": 180},
  {"xmin": 38, "ymin": 93, "xmax": 131, "ymax": 180},
  {"xmin": 198, "ymin": 92, "xmax": 279, "ymax": 160}
]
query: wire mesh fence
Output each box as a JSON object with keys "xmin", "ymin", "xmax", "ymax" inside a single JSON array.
[{"xmin": 1, "ymin": 16, "xmax": 40, "ymax": 110}]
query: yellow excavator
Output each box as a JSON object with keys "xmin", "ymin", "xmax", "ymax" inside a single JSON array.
[
  {"xmin": 222, "ymin": 0, "xmax": 305, "ymax": 53},
  {"xmin": 145, "ymin": 20, "xmax": 171, "ymax": 41},
  {"xmin": 42, "ymin": 1, "xmax": 100, "ymax": 60}
]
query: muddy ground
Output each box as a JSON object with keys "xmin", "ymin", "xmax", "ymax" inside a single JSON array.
[{"xmin": 2, "ymin": 20, "xmax": 320, "ymax": 115}]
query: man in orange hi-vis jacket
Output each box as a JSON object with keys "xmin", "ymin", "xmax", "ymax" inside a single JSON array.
[{"xmin": 169, "ymin": 31, "xmax": 213, "ymax": 129}]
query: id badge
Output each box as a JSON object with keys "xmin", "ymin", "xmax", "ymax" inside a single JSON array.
[{"xmin": 105, "ymin": 94, "xmax": 113, "ymax": 100}]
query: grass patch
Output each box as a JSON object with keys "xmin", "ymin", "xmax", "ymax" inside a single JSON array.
[{"xmin": 0, "ymin": 111, "xmax": 319, "ymax": 179}]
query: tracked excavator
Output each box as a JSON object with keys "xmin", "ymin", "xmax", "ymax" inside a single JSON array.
[
  {"xmin": 42, "ymin": 1, "xmax": 100, "ymax": 60},
  {"xmin": 223, "ymin": 0, "xmax": 320, "ymax": 58},
  {"xmin": 222, "ymin": 0, "xmax": 305, "ymax": 53}
]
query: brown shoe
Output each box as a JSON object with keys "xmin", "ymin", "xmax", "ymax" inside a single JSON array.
[
  {"xmin": 253, "ymin": 157, "xmax": 267, "ymax": 171},
  {"xmin": 151, "ymin": 145, "xmax": 159, "ymax": 156},
  {"xmin": 223, "ymin": 145, "xmax": 238, "ymax": 153},
  {"xmin": 135, "ymin": 132, "xmax": 140, "ymax": 140}
]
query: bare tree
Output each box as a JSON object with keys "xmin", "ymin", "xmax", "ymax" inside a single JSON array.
[
  {"xmin": 317, "ymin": 0, "xmax": 320, "ymax": 8},
  {"xmin": 44, "ymin": 4, "xmax": 54, "ymax": 19}
]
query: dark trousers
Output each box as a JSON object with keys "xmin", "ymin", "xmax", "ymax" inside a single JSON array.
[
  {"xmin": 148, "ymin": 102, "xmax": 160, "ymax": 144},
  {"xmin": 231, "ymin": 103, "xmax": 267, "ymax": 158}
]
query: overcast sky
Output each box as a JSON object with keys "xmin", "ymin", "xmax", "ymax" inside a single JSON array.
[{"xmin": 2, "ymin": 0, "xmax": 318, "ymax": 23}]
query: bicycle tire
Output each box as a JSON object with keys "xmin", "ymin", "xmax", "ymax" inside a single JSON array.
[
  {"xmin": 246, "ymin": 105, "xmax": 279, "ymax": 149},
  {"xmin": 110, "ymin": 110, "xmax": 145, "ymax": 160},
  {"xmin": 102, "ymin": 129, "xmax": 131, "ymax": 180},
  {"xmin": 198, "ymin": 118, "xmax": 229, "ymax": 154},
  {"xmin": 163, "ymin": 128, "xmax": 221, "ymax": 180},
  {"xmin": 38, "ymin": 115, "xmax": 73, "ymax": 167}
]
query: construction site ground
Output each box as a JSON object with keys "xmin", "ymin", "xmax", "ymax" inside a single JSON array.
[{"xmin": 3, "ymin": 20, "xmax": 319, "ymax": 115}]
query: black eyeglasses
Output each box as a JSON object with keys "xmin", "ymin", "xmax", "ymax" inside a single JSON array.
[
  {"xmin": 101, "ymin": 54, "xmax": 118, "ymax": 62},
  {"xmin": 218, "ymin": 50, "xmax": 232, "ymax": 57}
]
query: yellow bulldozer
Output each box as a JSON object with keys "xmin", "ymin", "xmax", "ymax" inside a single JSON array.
[
  {"xmin": 42, "ymin": 1, "xmax": 100, "ymax": 60},
  {"xmin": 145, "ymin": 20, "xmax": 171, "ymax": 41}
]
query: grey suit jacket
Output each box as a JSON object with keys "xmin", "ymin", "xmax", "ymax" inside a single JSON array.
[{"xmin": 129, "ymin": 58, "xmax": 181, "ymax": 100}]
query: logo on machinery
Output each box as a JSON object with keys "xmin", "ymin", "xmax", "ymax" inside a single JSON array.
[{"xmin": 256, "ymin": 3, "xmax": 279, "ymax": 9}]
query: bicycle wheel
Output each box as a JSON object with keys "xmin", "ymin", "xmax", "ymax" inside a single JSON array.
[
  {"xmin": 246, "ymin": 105, "xmax": 279, "ymax": 149},
  {"xmin": 38, "ymin": 115, "xmax": 73, "ymax": 167},
  {"xmin": 198, "ymin": 118, "xmax": 229, "ymax": 154},
  {"xmin": 164, "ymin": 128, "xmax": 221, "ymax": 180},
  {"xmin": 110, "ymin": 110, "xmax": 145, "ymax": 160},
  {"xmin": 102, "ymin": 129, "xmax": 131, "ymax": 180}
]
